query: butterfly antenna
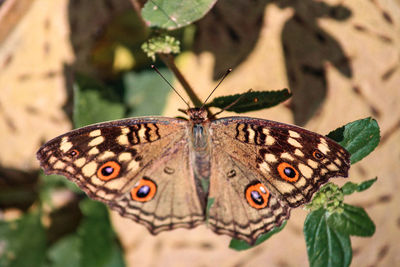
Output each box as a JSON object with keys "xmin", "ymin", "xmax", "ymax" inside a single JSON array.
[
  {"xmin": 151, "ymin": 65, "xmax": 190, "ymax": 108},
  {"xmin": 201, "ymin": 68, "xmax": 232, "ymax": 108}
]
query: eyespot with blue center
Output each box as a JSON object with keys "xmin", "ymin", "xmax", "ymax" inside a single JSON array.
[
  {"xmin": 245, "ymin": 182, "xmax": 270, "ymax": 209},
  {"xmin": 130, "ymin": 177, "xmax": 157, "ymax": 202}
]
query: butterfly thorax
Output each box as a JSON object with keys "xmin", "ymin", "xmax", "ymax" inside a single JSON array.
[
  {"xmin": 187, "ymin": 108, "xmax": 211, "ymax": 193},
  {"xmin": 186, "ymin": 107, "xmax": 208, "ymax": 124}
]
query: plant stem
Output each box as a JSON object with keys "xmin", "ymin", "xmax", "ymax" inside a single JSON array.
[{"xmin": 159, "ymin": 53, "xmax": 207, "ymax": 110}]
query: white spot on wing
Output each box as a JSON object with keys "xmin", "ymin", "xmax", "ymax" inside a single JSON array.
[
  {"xmin": 106, "ymin": 179, "xmax": 125, "ymax": 190},
  {"xmin": 74, "ymin": 158, "xmax": 86, "ymax": 167},
  {"xmin": 54, "ymin": 161, "xmax": 66, "ymax": 169},
  {"xmin": 318, "ymin": 143, "xmax": 330, "ymax": 155},
  {"xmin": 296, "ymin": 177, "xmax": 306, "ymax": 187},
  {"xmin": 289, "ymin": 130, "xmax": 301, "ymax": 138},
  {"xmin": 307, "ymin": 159, "xmax": 319, "ymax": 169},
  {"xmin": 281, "ymin": 152, "xmax": 295, "ymax": 161},
  {"xmin": 138, "ymin": 127, "xmax": 147, "ymax": 140},
  {"xmin": 89, "ymin": 129, "xmax": 101, "ymax": 137},
  {"xmin": 298, "ymin": 163, "xmax": 313, "ymax": 178},
  {"xmin": 326, "ymin": 163, "xmax": 339, "ymax": 171},
  {"xmin": 60, "ymin": 140, "xmax": 73, "ymax": 153},
  {"xmin": 288, "ymin": 137, "xmax": 302, "ymax": 148},
  {"xmin": 49, "ymin": 156, "xmax": 57, "ymax": 164},
  {"xmin": 89, "ymin": 136, "xmax": 105, "ymax": 147},
  {"xmin": 266, "ymin": 135, "xmax": 275, "ymax": 145},
  {"xmin": 119, "ymin": 152, "xmax": 132, "ymax": 162},
  {"xmin": 82, "ymin": 162, "xmax": 97, "ymax": 177},
  {"xmin": 99, "ymin": 151, "xmax": 115, "ymax": 160},
  {"xmin": 117, "ymin": 135, "xmax": 129, "ymax": 145},
  {"xmin": 259, "ymin": 162, "xmax": 271, "ymax": 174},
  {"xmin": 121, "ymin": 127, "xmax": 130, "ymax": 134},
  {"xmin": 128, "ymin": 160, "xmax": 139, "ymax": 172},
  {"xmin": 264, "ymin": 153, "xmax": 277, "ymax": 163},
  {"xmin": 247, "ymin": 127, "xmax": 255, "ymax": 141},
  {"xmin": 88, "ymin": 147, "xmax": 100, "ymax": 155},
  {"xmin": 294, "ymin": 149, "xmax": 304, "ymax": 157}
]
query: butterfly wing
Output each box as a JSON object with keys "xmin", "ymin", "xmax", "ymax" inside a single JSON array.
[
  {"xmin": 208, "ymin": 117, "xmax": 350, "ymax": 244},
  {"xmin": 37, "ymin": 117, "xmax": 206, "ymax": 233}
]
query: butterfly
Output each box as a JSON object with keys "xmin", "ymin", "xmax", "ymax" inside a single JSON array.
[{"xmin": 37, "ymin": 105, "xmax": 350, "ymax": 245}]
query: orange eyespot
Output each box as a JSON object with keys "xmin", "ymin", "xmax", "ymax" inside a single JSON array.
[
  {"xmin": 245, "ymin": 183, "xmax": 270, "ymax": 209},
  {"xmin": 97, "ymin": 161, "xmax": 121, "ymax": 181},
  {"xmin": 277, "ymin": 162, "xmax": 299, "ymax": 183},
  {"xmin": 130, "ymin": 177, "xmax": 157, "ymax": 202},
  {"xmin": 313, "ymin": 150, "xmax": 324, "ymax": 160},
  {"xmin": 68, "ymin": 149, "xmax": 79, "ymax": 157}
]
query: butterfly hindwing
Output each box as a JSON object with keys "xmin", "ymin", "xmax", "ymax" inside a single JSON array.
[{"xmin": 207, "ymin": 148, "xmax": 290, "ymax": 244}]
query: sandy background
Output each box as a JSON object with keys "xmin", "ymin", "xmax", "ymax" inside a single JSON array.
[{"xmin": 0, "ymin": 0, "xmax": 399, "ymax": 266}]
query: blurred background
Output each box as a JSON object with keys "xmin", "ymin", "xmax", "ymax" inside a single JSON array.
[{"xmin": 0, "ymin": 0, "xmax": 399, "ymax": 266}]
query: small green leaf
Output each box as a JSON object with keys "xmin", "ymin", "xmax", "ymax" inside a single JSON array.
[
  {"xmin": 356, "ymin": 177, "xmax": 377, "ymax": 192},
  {"xmin": 341, "ymin": 178, "xmax": 377, "ymax": 195},
  {"xmin": 327, "ymin": 204, "xmax": 375, "ymax": 237},
  {"xmin": 304, "ymin": 209, "xmax": 352, "ymax": 267},
  {"xmin": 0, "ymin": 211, "xmax": 46, "ymax": 267},
  {"xmin": 327, "ymin": 117, "xmax": 380, "ymax": 164},
  {"xmin": 206, "ymin": 89, "xmax": 291, "ymax": 113},
  {"xmin": 229, "ymin": 221, "xmax": 287, "ymax": 251},
  {"xmin": 123, "ymin": 68, "xmax": 172, "ymax": 117},
  {"xmin": 142, "ymin": 0, "xmax": 217, "ymax": 30},
  {"xmin": 341, "ymin": 182, "xmax": 358, "ymax": 195},
  {"xmin": 73, "ymin": 74, "xmax": 125, "ymax": 128}
]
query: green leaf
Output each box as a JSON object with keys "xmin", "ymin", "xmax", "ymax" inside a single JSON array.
[
  {"xmin": 342, "ymin": 178, "xmax": 377, "ymax": 195},
  {"xmin": 229, "ymin": 221, "xmax": 287, "ymax": 251},
  {"xmin": 341, "ymin": 182, "xmax": 358, "ymax": 196},
  {"xmin": 327, "ymin": 117, "xmax": 380, "ymax": 164},
  {"xmin": 205, "ymin": 197, "xmax": 214, "ymax": 222},
  {"xmin": 304, "ymin": 209, "xmax": 352, "ymax": 267},
  {"xmin": 206, "ymin": 89, "xmax": 291, "ymax": 113},
  {"xmin": 142, "ymin": 0, "xmax": 217, "ymax": 30},
  {"xmin": 356, "ymin": 177, "xmax": 377, "ymax": 192},
  {"xmin": 0, "ymin": 212, "xmax": 46, "ymax": 267},
  {"xmin": 327, "ymin": 204, "xmax": 375, "ymax": 237},
  {"xmin": 47, "ymin": 200, "xmax": 125, "ymax": 267},
  {"xmin": 78, "ymin": 199, "xmax": 125, "ymax": 267},
  {"xmin": 73, "ymin": 74, "xmax": 125, "ymax": 128},
  {"xmin": 47, "ymin": 235, "xmax": 81, "ymax": 267},
  {"xmin": 123, "ymin": 68, "xmax": 172, "ymax": 117}
]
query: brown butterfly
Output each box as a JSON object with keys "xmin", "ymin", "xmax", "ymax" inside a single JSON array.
[{"xmin": 37, "ymin": 104, "xmax": 350, "ymax": 244}]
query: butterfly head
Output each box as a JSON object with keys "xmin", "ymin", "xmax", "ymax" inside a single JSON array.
[{"xmin": 186, "ymin": 108, "xmax": 208, "ymax": 124}]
